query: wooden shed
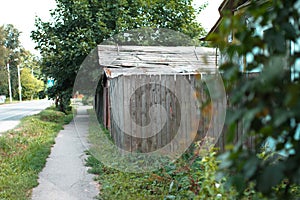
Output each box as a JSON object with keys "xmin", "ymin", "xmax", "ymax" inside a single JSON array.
[{"xmin": 94, "ymin": 45, "xmax": 225, "ymax": 153}]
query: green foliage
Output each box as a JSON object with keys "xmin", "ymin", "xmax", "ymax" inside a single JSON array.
[
  {"xmin": 82, "ymin": 95, "xmax": 93, "ymax": 105},
  {"xmin": 39, "ymin": 109, "xmax": 66, "ymax": 123},
  {"xmin": 0, "ymin": 107, "xmax": 73, "ymax": 199},
  {"xmin": 31, "ymin": 0, "xmax": 206, "ymax": 112},
  {"xmin": 86, "ymin": 111, "xmax": 239, "ymax": 199},
  {"xmin": 208, "ymin": 0, "xmax": 300, "ymax": 198},
  {"xmin": 0, "ymin": 68, "xmax": 8, "ymax": 95},
  {"xmin": 0, "ymin": 24, "xmax": 20, "ymax": 97},
  {"xmin": 0, "ymin": 26, "xmax": 8, "ymax": 67},
  {"xmin": 0, "ymin": 24, "xmax": 43, "ymax": 99},
  {"xmin": 21, "ymin": 68, "xmax": 44, "ymax": 100}
]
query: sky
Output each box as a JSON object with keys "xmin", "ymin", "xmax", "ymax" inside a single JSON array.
[
  {"xmin": 0, "ymin": 0, "xmax": 222, "ymax": 55},
  {"xmin": 195, "ymin": 0, "xmax": 223, "ymax": 31},
  {"xmin": 0, "ymin": 0, "xmax": 56, "ymax": 54}
]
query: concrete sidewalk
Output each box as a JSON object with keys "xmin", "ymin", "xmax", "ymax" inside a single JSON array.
[{"xmin": 31, "ymin": 106, "xmax": 99, "ymax": 200}]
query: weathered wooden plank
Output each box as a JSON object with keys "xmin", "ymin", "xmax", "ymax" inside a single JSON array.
[
  {"xmin": 118, "ymin": 76, "xmax": 124, "ymax": 152},
  {"xmin": 140, "ymin": 75, "xmax": 150, "ymax": 152},
  {"xmin": 174, "ymin": 75, "xmax": 182, "ymax": 153},
  {"xmin": 160, "ymin": 75, "xmax": 167, "ymax": 149},
  {"xmin": 114, "ymin": 79, "xmax": 120, "ymax": 149},
  {"xmin": 130, "ymin": 75, "xmax": 138, "ymax": 152},
  {"xmin": 112, "ymin": 79, "xmax": 119, "ymax": 149},
  {"xmin": 165, "ymin": 75, "xmax": 173, "ymax": 153},
  {"xmin": 185, "ymin": 75, "xmax": 193, "ymax": 151},
  {"xmin": 103, "ymin": 86, "xmax": 107, "ymax": 128},
  {"xmin": 123, "ymin": 76, "xmax": 132, "ymax": 152},
  {"xmin": 189, "ymin": 75, "xmax": 198, "ymax": 148},
  {"xmin": 135, "ymin": 74, "xmax": 143, "ymax": 152},
  {"xmin": 148, "ymin": 75, "xmax": 159, "ymax": 152},
  {"xmin": 109, "ymin": 80, "xmax": 116, "ymax": 144}
]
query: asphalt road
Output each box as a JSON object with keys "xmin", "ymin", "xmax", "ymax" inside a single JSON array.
[{"xmin": 0, "ymin": 99, "xmax": 53, "ymax": 134}]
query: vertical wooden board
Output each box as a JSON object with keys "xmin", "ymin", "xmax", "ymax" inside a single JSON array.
[
  {"xmin": 204, "ymin": 80, "xmax": 211, "ymax": 144},
  {"xmin": 185, "ymin": 75, "xmax": 192, "ymax": 150},
  {"xmin": 111, "ymin": 79, "xmax": 118, "ymax": 149},
  {"xmin": 108, "ymin": 83, "xmax": 112, "ymax": 139},
  {"xmin": 129, "ymin": 76, "xmax": 133, "ymax": 152},
  {"xmin": 192, "ymin": 75, "xmax": 202, "ymax": 142},
  {"xmin": 157, "ymin": 75, "xmax": 167, "ymax": 148},
  {"xmin": 103, "ymin": 86, "xmax": 107, "ymax": 128},
  {"xmin": 113, "ymin": 79, "xmax": 119, "ymax": 148},
  {"xmin": 100, "ymin": 87, "xmax": 104, "ymax": 124},
  {"xmin": 160, "ymin": 75, "xmax": 167, "ymax": 149},
  {"xmin": 156, "ymin": 74, "xmax": 163, "ymax": 150},
  {"xmin": 94, "ymin": 92, "xmax": 98, "ymax": 121},
  {"xmin": 189, "ymin": 75, "xmax": 197, "ymax": 146},
  {"xmin": 165, "ymin": 75, "xmax": 174, "ymax": 152},
  {"xmin": 95, "ymin": 90, "xmax": 99, "ymax": 122},
  {"xmin": 109, "ymin": 80, "xmax": 116, "ymax": 144},
  {"xmin": 148, "ymin": 75, "xmax": 154, "ymax": 152},
  {"xmin": 200, "ymin": 79, "xmax": 205, "ymax": 140},
  {"xmin": 129, "ymin": 75, "xmax": 136, "ymax": 151},
  {"xmin": 154, "ymin": 75, "xmax": 161, "ymax": 151},
  {"xmin": 98, "ymin": 90, "xmax": 102, "ymax": 124},
  {"xmin": 211, "ymin": 85, "xmax": 218, "ymax": 146},
  {"xmin": 107, "ymin": 88, "xmax": 111, "ymax": 131},
  {"xmin": 123, "ymin": 76, "xmax": 132, "ymax": 152},
  {"xmin": 99, "ymin": 91, "xmax": 103, "ymax": 124},
  {"xmin": 172, "ymin": 75, "xmax": 179, "ymax": 152},
  {"xmin": 149, "ymin": 75, "xmax": 159, "ymax": 152},
  {"xmin": 174, "ymin": 75, "xmax": 182, "ymax": 152},
  {"xmin": 179, "ymin": 75, "xmax": 186, "ymax": 151},
  {"xmin": 114, "ymin": 78, "xmax": 121, "ymax": 150},
  {"xmin": 202, "ymin": 79, "xmax": 207, "ymax": 141},
  {"xmin": 192, "ymin": 75, "xmax": 201, "ymax": 141},
  {"xmin": 135, "ymin": 74, "xmax": 143, "ymax": 152},
  {"xmin": 141, "ymin": 75, "xmax": 150, "ymax": 153},
  {"xmin": 118, "ymin": 76, "xmax": 124, "ymax": 151}
]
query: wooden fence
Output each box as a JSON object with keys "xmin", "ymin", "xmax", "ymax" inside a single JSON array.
[{"xmin": 96, "ymin": 73, "xmax": 227, "ymax": 153}]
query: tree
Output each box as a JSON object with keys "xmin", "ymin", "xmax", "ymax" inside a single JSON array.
[
  {"xmin": 31, "ymin": 0, "xmax": 206, "ymax": 112},
  {"xmin": 21, "ymin": 68, "xmax": 44, "ymax": 100},
  {"xmin": 210, "ymin": 0, "xmax": 300, "ymax": 198},
  {"xmin": 0, "ymin": 26, "xmax": 8, "ymax": 67},
  {"xmin": 0, "ymin": 24, "xmax": 22, "ymax": 98},
  {"xmin": 0, "ymin": 68, "xmax": 8, "ymax": 95},
  {"xmin": 0, "ymin": 26, "xmax": 8, "ymax": 95}
]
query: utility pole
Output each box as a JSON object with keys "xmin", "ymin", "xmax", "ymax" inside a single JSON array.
[
  {"xmin": 17, "ymin": 65, "xmax": 22, "ymax": 102},
  {"xmin": 7, "ymin": 63, "xmax": 12, "ymax": 103}
]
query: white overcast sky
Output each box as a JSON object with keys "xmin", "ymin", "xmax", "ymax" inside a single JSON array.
[{"xmin": 0, "ymin": 0, "xmax": 222, "ymax": 55}]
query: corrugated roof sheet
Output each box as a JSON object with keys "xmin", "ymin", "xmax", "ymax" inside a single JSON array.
[{"xmin": 98, "ymin": 45, "xmax": 218, "ymax": 78}]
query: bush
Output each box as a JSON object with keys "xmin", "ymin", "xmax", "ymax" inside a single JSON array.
[{"xmin": 39, "ymin": 109, "xmax": 66, "ymax": 123}]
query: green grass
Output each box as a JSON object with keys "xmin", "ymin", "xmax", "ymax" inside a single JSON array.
[
  {"xmin": 0, "ymin": 107, "xmax": 73, "ymax": 200},
  {"xmin": 86, "ymin": 111, "xmax": 239, "ymax": 200},
  {"xmin": 86, "ymin": 111, "xmax": 300, "ymax": 200}
]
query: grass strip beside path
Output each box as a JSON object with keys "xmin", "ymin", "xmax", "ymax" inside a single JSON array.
[{"xmin": 0, "ymin": 107, "xmax": 73, "ymax": 200}]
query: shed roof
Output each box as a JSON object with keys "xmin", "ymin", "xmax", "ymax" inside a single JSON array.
[{"xmin": 97, "ymin": 45, "xmax": 218, "ymax": 78}]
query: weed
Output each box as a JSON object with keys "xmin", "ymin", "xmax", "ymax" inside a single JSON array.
[
  {"xmin": 0, "ymin": 107, "xmax": 73, "ymax": 199},
  {"xmin": 86, "ymin": 111, "xmax": 236, "ymax": 200}
]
